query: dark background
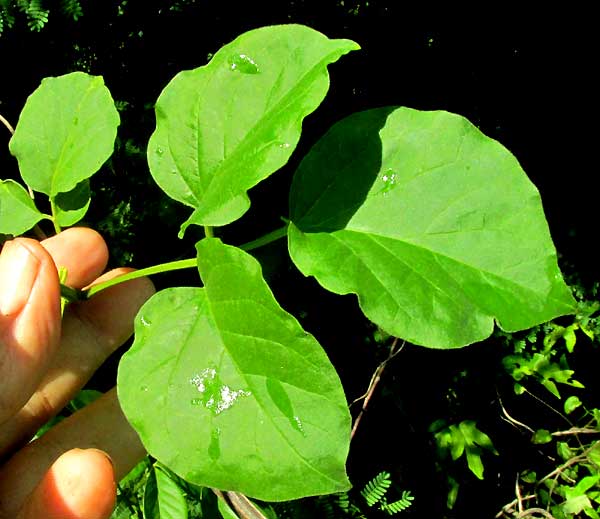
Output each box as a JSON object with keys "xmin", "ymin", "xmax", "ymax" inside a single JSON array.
[{"xmin": 1, "ymin": 3, "xmax": 598, "ymax": 517}]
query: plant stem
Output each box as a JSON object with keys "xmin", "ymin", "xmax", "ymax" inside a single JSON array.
[
  {"xmin": 0, "ymin": 113, "xmax": 15, "ymax": 135},
  {"xmin": 204, "ymin": 226, "xmax": 214, "ymax": 238},
  {"xmin": 85, "ymin": 258, "xmax": 197, "ymax": 298},
  {"xmin": 60, "ymin": 223, "xmax": 290, "ymax": 301},
  {"xmin": 49, "ymin": 199, "xmax": 62, "ymax": 234},
  {"xmin": 239, "ymin": 223, "xmax": 288, "ymax": 251}
]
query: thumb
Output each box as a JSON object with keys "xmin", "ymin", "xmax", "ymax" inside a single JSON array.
[{"xmin": 17, "ymin": 449, "xmax": 116, "ymax": 519}]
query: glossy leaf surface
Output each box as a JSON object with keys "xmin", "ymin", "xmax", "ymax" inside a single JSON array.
[
  {"xmin": 9, "ymin": 72, "xmax": 119, "ymax": 197},
  {"xmin": 118, "ymin": 238, "xmax": 351, "ymax": 501},
  {"xmin": 147, "ymin": 24, "xmax": 359, "ymax": 233},
  {"xmin": 289, "ymin": 107, "xmax": 575, "ymax": 348},
  {"xmin": 0, "ymin": 179, "xmax": 45, "ymax": 235}
]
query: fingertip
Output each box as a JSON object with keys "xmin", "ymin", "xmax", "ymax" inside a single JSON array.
[
  {"xmin": 42, "ymin": 228, "xmax": 109, "ymax": 288},
  {"xmin": 19, "ymin": 448, "xmax": 116, "ymax": 519}
]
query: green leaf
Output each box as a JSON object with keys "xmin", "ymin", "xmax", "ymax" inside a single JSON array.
[
  {"xmin": 154, "ymin": 465, "xmax": 189, "ymax": 519},
  {"xmin": 288, "ymin": 107, "xmax": 575, "ymax": 348},
  {"xmin": 564, "ymin": 395, "xmax": 583, "ymax": 415},
  {"xmin": 66, "ymin": 388, "xmax": 102, "ymax": 412},
  {"xmin": 465, "ymin": 446, "xmax": 485, "ymax": 480},
  {"xmin": 53, "ymin": 179, "xmax": 91, "ymax": 227},
  {"xmin": 147, "ymin": 24, "xmax": 359, "ymax": 233},
  {"xmin": 143, "ymin": 468, "xmax": 159, "ymax": 519},
  {"xmin": 0, "ymin": 179, "xmax": 46, "ymax": 235},
  {"xmin": 9, "ymin": 71, "xmax": 119, "ymax": 197},
  {"xmin": 118, "ymin": 238, "xmax": 351, "ymax": 501},
  {"xmin": 532, "ymin": 429, "xmax": 553, "ymax": 444},
  {"xmin": 216, "ymin": 498, "xmax": 239, "ymax": 519}
]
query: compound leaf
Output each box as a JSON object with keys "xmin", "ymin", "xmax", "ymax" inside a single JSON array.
[
  {"xmin": 9, "ymin": 71, "xmax": 119, "ymax": 197},
  {"xmin": 288, "ymin": 107, "xmax": 575, "ymax": 348},
  {"xmin": 147, "ymin": 24, "xmax": 359, "ymax": 233},
  {"xmin": 118, "ymin": 238, "xmax": 351, "ymax": 501},
  {"xmin": 0, "ymin": 179, "xmax": 46, "ymax": 235}
]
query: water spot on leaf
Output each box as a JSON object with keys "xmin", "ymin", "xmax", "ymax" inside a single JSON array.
[
  {"xmin": 141, "ymin": 385, "xmax": 149, "ymax": 392},
  {"xmin": 189, "ymin": 366, "xmax": 251, "ymax": 415},
  {"xmin": 155, "ymin": 146, "xmax": 164, "ymax": 156},
  {"xmin": 140, "ymin": 315, "xmax": 152, "ymax": 327},
  {"xmin": 380, "ymin": 169, "xmax": 398, "ymax": 196},
  {"xmin": 293, "ymin": 416, "xmax": 306, "ymax": 437},
  {"xmin": 228, "ymin": 53, "xmax": 260, "ymax": 74},
  {"xmin": 278, "ymin": 142, "xmax": 291, "ymax": 149},
  {"xmin": 266, "ymin": 378, "xmax": 306, "ymax": 435},
  {"xmin": 208, "ymin": 428, "xmax": 221, "ymax": 460}
]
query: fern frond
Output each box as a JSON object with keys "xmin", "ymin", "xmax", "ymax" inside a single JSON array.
[
  {"xmin": 361, "ymin": 471, "xmax": 392, "ymax": 507},
  {"xmin": 23, "ymin": 0, "xmax": 49, "ymax": 31},
  {"xmin": 380, "ymin": 490, "xmax": 414, "ymax": 514},
  {"xmin": 61, "ymin": 0, "xmax": 82, "ymax": 20}
]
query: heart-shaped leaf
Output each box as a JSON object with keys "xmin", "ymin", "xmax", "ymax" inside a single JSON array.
[
  {"xmin": 147, "ymin": 24, "xmax": 359, "ymax": 233},
  {"xmin": 9, "ymin": 72, "xmax": 119, "ymax": 197},
  {"xmin": 288, "ymin": 107, "xmax": 575, "ymax": 348},
  {"xmin": 0, "ymin": 179, "xmax": 46, "ymax": 235},
  {"xmin": 118, "ymin": 238, "xmax": 351, "ymax": 501}
]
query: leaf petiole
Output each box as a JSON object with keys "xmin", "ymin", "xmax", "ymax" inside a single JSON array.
[{"xmin": 59, "ymin": 223, "xmax": 290, "ymax": 302}]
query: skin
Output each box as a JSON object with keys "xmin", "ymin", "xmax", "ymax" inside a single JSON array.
[{"xmin": 0, "ymin": 227, "xmax": 155, "ymax": 518}]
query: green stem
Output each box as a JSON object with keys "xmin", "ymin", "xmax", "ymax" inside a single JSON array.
[
  {"xmin": 85, "ymin": 258, "xmax": 197, "ymax": 298},
  {"xmin": 60, "ymin": 222, "xmax": 290, "ymax": 301},
  {"xmin": 204, "ymin": 226, "xmax": 214, "ymax": 238},
  {"xmin": 239, "ymin": 223, "xmax": 289, "ymax": 251},
  {"xmin": 49, "ymin": 199, "xmax": 62, "ymax": 234}
]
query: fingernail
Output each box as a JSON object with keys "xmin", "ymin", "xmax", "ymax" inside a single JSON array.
[{"xmin": 0, "ymin": 240, "xmax": 41, "ymax": 316}]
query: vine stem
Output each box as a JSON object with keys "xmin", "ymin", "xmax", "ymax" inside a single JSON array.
[
  {"xmin": 350, "ymin": 338, "xmax": 405, "ymax": 440},
  {"xmin": 0, "ymin": 112, "xmax": 15, "ymax": 135},
  {"xmin": 62, "ymin": 223, "xmax": 290, "ymax": 301},
  {"xmin": 85, "ymin": 258, "xmax": 197, "ymax": 298}
]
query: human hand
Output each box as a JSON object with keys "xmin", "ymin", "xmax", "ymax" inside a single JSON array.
[{"xmin": 0, "ymin": 227, "xmax": 155, "ymax": 518}]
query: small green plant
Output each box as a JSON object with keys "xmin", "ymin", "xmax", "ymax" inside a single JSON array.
[
  {"xmin": 361, "ymin": 472, "xmax": 413, "ymax": 515},
  {"xmin": 0, "ymin": 0, "xmax": 82, "ymax": 35},
  {"xmin": 1, "ymin": 23, "xmax": 576, "ymax": 514}
]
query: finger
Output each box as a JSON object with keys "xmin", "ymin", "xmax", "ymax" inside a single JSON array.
[
  {"xmin": 0, "ymin": 239, "xmax": 61, "ymax": 425},
  {"xmin": 0, "ymin": 388, "xmax": 145, "ymax": 518},
  {"xmin": 0, "ymin": 269, "xmax": 154, "ymax": 456},
  {"xmin": 16, "ymin": 448, "xmax": 116, "ymax": 519},
  {"xmin": 41, "ymin": 227, "xmax": 108, "ymax": 289}
]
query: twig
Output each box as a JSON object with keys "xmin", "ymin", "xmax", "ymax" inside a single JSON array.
[
  {"xmin": 226, "ymin": 491, "xmax": 268, "ymax": 519},
  {"xmin": 537, "ymin": 440, "xmax": 600, "ymax": 487},
  {"xmin": 496, "ymin": 495, "xmax": 536, "ymax": 518},
  {"xmin": 350, "ymin": 338, "xmax": 404, "ymax": 440},
  {"xmin": 497, "ymin": 389, "xmax": 535, "ymax": 434},
  {"xmin": 211, "ymin": 489, "xmax": 267, "ymax": 519},
  {"xmin": 552, "ymin": 427, "xmax": 600, "ymax": 437},
  {"xmin": 0, "ymin": 112, "xmax": 15, "ymax": 135},
  {"xmin": 516, "ymin": 508, "xmax": 556, "ymax": 519},
  {"xmin": 516, "ymin": 473, "xmax": 524, "ymax": 514}
]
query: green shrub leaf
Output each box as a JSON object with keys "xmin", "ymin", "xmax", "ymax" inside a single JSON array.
[
  {"xmin": 53, "ymin": 179, "xmax": 91, "ymax": 227},
  {"xmin": 0, "ymin": 179, "xmax": 46, "ymax": 235},
  {"xmin": 147, "ymin": 24, "xmax": 359, "ymax": 233},
  {"xmin": 118, "ymin": 238, "xmax": 351, "ymax": 501},
  {"xmin": 9, "ymin": 71, "xmax": 119, "ymax": 197},
  {"xmin": 288, "ymin": 107, "xmax": 575, "ymax": 348}
]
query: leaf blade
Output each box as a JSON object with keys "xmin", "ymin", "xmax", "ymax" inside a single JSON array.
[
  {"xmin": 118, "ymin": 239, "xmax": 351, "ymax": 501},
  {"xmin": 9, "ymin": 71, "xmax": 119, "ymax": 197},
  {"xmin": 288, "ymin": 107, "xmax": 575, "ymax": 348},
  {"xmin": 147, "ymin": 24, "xmax": 359, "ymax": 232}
]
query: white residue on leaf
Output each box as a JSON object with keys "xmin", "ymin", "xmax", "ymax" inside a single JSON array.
[{"xmin": 189, "ymin": 367, "xmax": 251, "ymax": 415}]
